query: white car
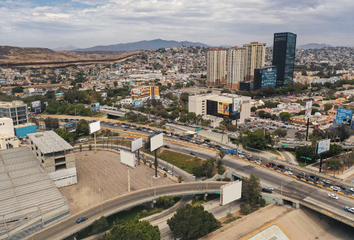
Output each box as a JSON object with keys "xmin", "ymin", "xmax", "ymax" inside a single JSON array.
[
  {"xmin": 328, "ymin": 194, "xmax": 339, "ymax": 199},
  {"xmin": 265, "ymin": 186, "xmax": 274, "ymax": 191},
  {"xmin": 344, "ymin": 206, "xmax": 354, "ymax": 213},
  {"xmin": 190, "ymin": 174, "xmax": 196, "ymax": 179},
  {"xmin": 285, "ymin": 171, "xmax": 293, "ymax": 175},
  {"xmin": 330, "ymin": 186, "xmax": 341, "ymax": 191}
]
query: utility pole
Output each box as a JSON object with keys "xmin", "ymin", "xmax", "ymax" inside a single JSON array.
[
  {"xmin": 154, "ymin": 149, "xmax": 158, "ymax": 178},
  {"xmin": 306, "ymin": 118, "xmax": 310, "ymax": 141},
  {"xmin": 128, "ymin": 169, "xmax": 130, "ymax": 192},
  {"xmin": 94, "ymin": 132, "xmax": 97, "ymax": 153}
]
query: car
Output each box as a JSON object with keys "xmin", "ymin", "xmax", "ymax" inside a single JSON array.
[
  {"xmin": 344, "ymin": 206, "xmax": 354, "ymax": 213},
  {"xmin": 168, "ymin": 170, "xmax": 173, "ymax": 175},
  {"xmin": 262, "ymin": 186, "xmax": 273, "ymax": 193},
  {"xmin": 190, "ymin": 174, "xmax": 196, "ymax": 179},
  {"xmin": 328, "ymin": 194, "xmax": 339, "ymax": 199},
  {"xmin": 76, "ymin": 217, "xmax": 88, "ymax": 223},
  {"xmin": 164, "ymin": 145, "xmax": 170, "ymax": 149},
  {"xmin": 330, "ymin": 186, "xmax": 341, "ymax": 191},
  {"xmin": 316, "ymin": 181, "xmax": 325, "ymax": 185},
  {"xmin": 323, "ymin": 179, "xmax": 332, "ymax": 185},
  {"xmin": 347, "ymin": 188, "xmax": 354, "ymax": 193},
  {"xmin": 285, "ymin": 171, "xmax": 293, "ymax": 175},
  {"xmin": 190, "ymin": 152, "xmax": 196, "ymax": 156}
]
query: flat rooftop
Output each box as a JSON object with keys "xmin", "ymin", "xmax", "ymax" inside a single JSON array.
[
  {"xmin": 0, "ymin": 147, "xmax": 69, "ymax": 237},
  {"xmin": 28, "ymin": 130, "xmax": 73, "ymax": 154}
]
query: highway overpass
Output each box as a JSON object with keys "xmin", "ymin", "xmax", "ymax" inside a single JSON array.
[{"xmin": 28, "ymin": 182, "xmax": 226, "ymax": 240}]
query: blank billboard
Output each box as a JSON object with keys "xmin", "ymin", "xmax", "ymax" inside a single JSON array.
[
  {"xmin": 131, "ymin": 138, "xmax": 143, "ymax": 152},
  {"xmin": 220, "ymin": 180, "xmax": 242, "ymax": 206},
  {"xmin": 150, "ymin": 133, "xmax": 163, "ymax": 151},
  {"xmin": 120, "ymin": 150, "xmax": 136, "ymax": 168},
  {"xmin": 89, "ymin": 121, "xmax": 100, "ymax": 134}
]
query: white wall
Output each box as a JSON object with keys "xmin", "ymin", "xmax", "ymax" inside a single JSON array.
[
  {"xmin": 220, "ymin": 180, "xmax": 242, "ymax": 205},
  {"xmin": 0, "ymin": 118, "xmax": 14, "ymax": 135},
  {"xmin": 48, "ymin": 167, "xmax": 78, "ymax": 188}
]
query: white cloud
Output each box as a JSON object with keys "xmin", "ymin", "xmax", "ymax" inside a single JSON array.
[{"xmin": 0, "ymin": 0, "xmax": 353, "ymax": 48}]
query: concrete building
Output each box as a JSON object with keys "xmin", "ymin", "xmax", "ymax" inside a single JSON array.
[
  {"xmin": 28, "ymin": 131, "xmax": 77, "ymax": 188},
  {"xmin": 131, "ymin": 86, "xmax": 160, "ymax": 100},
  {"xmin": 0, "ymin": 101, "xmax": 28, "ymax": 126},
  {"xmin": 188, "ymin": 93, "xmax": 251, "ymax": 126},
  {"xmin": 0, "ymin": 134, "xmax": 19, "ymax": 150},
  {"xmin": 226, "ymin": 47, "xmax": 245, "ymax": 90},
  {"xmin": 0, "ymin": 147, "xmax": 70, "ymax": 240},
  {"xmin": 243, "ymin": 42, "xmax": 266, "ymax": 82},
  {"xmin": 207, "ymin": 48, "xmax": 227, "ymax": 88}
]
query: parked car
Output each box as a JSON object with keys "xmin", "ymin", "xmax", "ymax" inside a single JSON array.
[
  {"xmin": 344, "ymin": 206, "xmax": 354, "ymax": 213},
  {"xmin": 330, "ymin": 186, "xmax": 341, "ymax": 191}
]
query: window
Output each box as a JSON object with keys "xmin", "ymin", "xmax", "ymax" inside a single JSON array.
[
  {"xmin": 55, "ymin": 163, "xmax": 67, "ymax": 171},
  {"xmin": 55, "ymin": 157, "xmax": 66, "ymax": 164}
]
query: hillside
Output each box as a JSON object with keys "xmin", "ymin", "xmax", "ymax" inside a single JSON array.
[
  {"xmin": 0, "ymin": 46, "xmax": 137, "ymax": 65},
  {"xmin": 76, "ymin": 39, "xmax": 210, "ymax": 51},
  {"xmin": 297, "ymin": 43, "xmax": 332, "ymax": 49}
]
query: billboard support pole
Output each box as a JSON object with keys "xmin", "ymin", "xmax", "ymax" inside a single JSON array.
[
  {"xmin": 319, "ymin": 153, "xmax": 323, "ymax": 173},
  {"xmin": 154, "ymin": 149, "xmax": 158, "ymax": 178},
  {"xmin": 94, "ymin": 132, "xmax": 97, "ymax": 153},
  {"xmin": 138, "ymin": 149, "xmax": 140, "ymax": 166},
  {"xmin": 306, "ymin": 118, "xmax": 310, "ymax": 141}
]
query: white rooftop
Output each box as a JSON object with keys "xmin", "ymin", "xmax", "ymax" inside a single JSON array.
[{"xmin": 28, "ymin": 130, "xmax": 73, "ymax": 154}]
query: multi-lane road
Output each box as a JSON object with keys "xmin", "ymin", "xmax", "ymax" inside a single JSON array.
[{"xmin": 28, "ymin": 182, "xmax": 225, "ymax": 240}]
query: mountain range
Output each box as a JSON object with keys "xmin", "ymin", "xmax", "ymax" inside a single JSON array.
[
  {"xmin": 297, "ymin": 43, "xmax": 332, "ymax": 49},
  {"xmin": 74, "ymin": 39, "xmax": 210, "ymax": 52}
]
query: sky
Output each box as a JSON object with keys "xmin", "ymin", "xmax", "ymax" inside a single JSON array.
[{"xmin": 1, "ymin": 0, "xmax": 354, "ymax": 49}]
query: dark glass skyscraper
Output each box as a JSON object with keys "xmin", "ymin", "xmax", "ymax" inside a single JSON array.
[{"xmin": 272, "ymin": 32, "xmax": 297, "ymax": 87}]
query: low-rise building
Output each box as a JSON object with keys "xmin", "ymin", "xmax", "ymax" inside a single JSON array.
[
  {"xmin": 188, "ymin": 93, "xmax": 251, "ymax": 126},
  {"xmin": 28, "ymin": 131, "xmax": 77, "ymax": 188},
  {"xmin": 14, "ymin": 122, "xmax": 37, "ymax": 138}
]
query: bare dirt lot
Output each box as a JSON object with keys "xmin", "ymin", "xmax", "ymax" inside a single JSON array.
[{"xmin": 60, "ymin": 150, "xmax": 175, "ymax": 214}]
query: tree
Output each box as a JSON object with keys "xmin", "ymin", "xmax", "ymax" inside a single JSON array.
[
  {"xmin": 91, "ymin": 216, "xmax": 109, "ymax": 235},
  {"xmin": 157, "ymin": 196, "xmax": 175, "ymax": 208},
  {"xmin": 219, "ymin": 150, "xmax": 225, "ymax": 161},
  {"xmin": 12, "ymin": 86, "xmax": 24, "ymax": 94},
  {"xmin": 295, "ymin": 145, "xmax": 318, "ymax": 161},
  {"xmin": 246, "ymin": 130, "xmax": 267, "ymax": 150},
  {"xmin": 240, "ymin": 202, "xmax": 252, "ymax": 215},
  {"xmin": 192, "ymin": 158, "xmax": 214, "ymax": 178},
  {"xmin": 295, "ymin": 132, "xmax": 305, "ymax": 141},
  {"xmin": 77, "ymin": 120, "xmax": 90, "ymax": 136},
  {"xmin": 79, "ymin": 144, "xmax": 82, "ymax": 152},
  {"xmin": 105, "ymin": 220, "xmax": 160, "ymax": 240},
  {"xmin": 241, "ymin": 174, "xmax": 262, "ymax": 206},
  {"xmin": 167, "ymin": 204, "xmax": 221, "ymax": 240},
  {"xmin": 279, "ymin": 112, "xmax": 291, "ymax": 122},
  {"xmin": 89, "ymin": 144, "xmax": 92, "ymax": 151},
  {"xmin": 178, "ymin": 175, "xmax": 182, "ymax": 183},
  {"xmin": 274, "ymin": 128, "xmax": 287, "ymax": 138},
  {"xmin": 324, "ymin": 103, "xmax": 333, "ymax": 112}
]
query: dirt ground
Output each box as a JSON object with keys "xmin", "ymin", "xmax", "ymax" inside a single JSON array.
[
  {"xmin": 60, "ymin": 150, "xmax": 175, "ymax": 214},
  {"xmin": 202, "ymin": 204, "xmax": 353, "ymax": 240}
]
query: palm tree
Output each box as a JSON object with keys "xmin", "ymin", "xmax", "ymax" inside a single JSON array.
[{"xmin": 219, "ymin": 150, "xmax": 226, "ymax": 161}]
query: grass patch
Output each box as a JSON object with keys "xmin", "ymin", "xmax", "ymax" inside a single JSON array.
[
  {"xmin": 192, "ymin": 194, "xmax": 220, "ymax": 206},
  {"xmin": 118, "ymin": 117, "xmax": 126, "ymax": 121},
  {"xmin": 156, "ymin": 149, "xmax": 203, "ymax": 174},
  {"xmin": 223, "ymin": 216, "xmax": 241, "ymax": 224},
  {"xmin": 266, "ymin": 149, "xmax": 281, "ymax": 156},
  {"xmin": 93, "ymin": 112, "xmax": 105, "ymax": 118}
]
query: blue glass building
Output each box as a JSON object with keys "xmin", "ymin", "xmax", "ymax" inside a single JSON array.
[{"xmin": 254, "ymin": 66, "xmax": 277, "ymax": 90}]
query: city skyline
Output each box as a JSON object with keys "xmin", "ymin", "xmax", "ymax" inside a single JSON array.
[{"xmin": 1, "ymin": 0, "xmax": 354, "ymax": 48}]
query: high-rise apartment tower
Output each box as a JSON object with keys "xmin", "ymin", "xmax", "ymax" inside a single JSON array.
[
  {"xmin": 226, "ymin": 47, "xmax": 245, "ymax": 90},
  {"xmin": 207, "ymin": 48, "xmax": 227, "ymax": 88},
  {"xmin": 243, "ymin": 42, "xmax": 266, "ymax": 82}
]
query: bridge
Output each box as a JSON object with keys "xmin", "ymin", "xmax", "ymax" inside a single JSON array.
[{"xmin": 27, "ymin": 182, "xmax": 226, "ymax": 240}]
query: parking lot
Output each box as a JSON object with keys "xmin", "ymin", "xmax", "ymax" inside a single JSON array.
[{"xmin": 59, "ymin": 150, "xmax": 175, "ymax": 214}]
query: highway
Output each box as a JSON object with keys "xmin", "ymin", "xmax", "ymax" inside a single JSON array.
[{"xmin": 28, "ymin": 182, "xmax": 225, "ymax": 240}]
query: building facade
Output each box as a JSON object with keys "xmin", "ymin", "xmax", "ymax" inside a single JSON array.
[
  {"xmin": 226, "ymin": 47, "xmax": 245, "ymax": 90},
  {"xmin": 243, "ymin": 42, "xmax": 266, "ymax": 82},
  {"xmin": 254, "ymin": 66, "xmax": 277, "ymax": 90},
  {"xmin": 272, "ymin": 32, "xmax": 297, "ymax": 87},
  {"xmin": 131, "ymin": 86, "xmax": 160, "ymax": 100},
  {"xmin": 188, "ymin": 93, "xmax": 251, "ymax": 124},
  {"xmin": 207, "ymin": 48, "xmax": 227, "ymax": 88},
  {"xmin": 28, "ymin": 131, "xmax": 77, "ymax": 188},
  {"xmin": 0, "ymin": 101, "xmax": 28, "ymax": 126},
  {"xmin": 0, "ymin": 117, "xmax": 15, "ymax": 135}
]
